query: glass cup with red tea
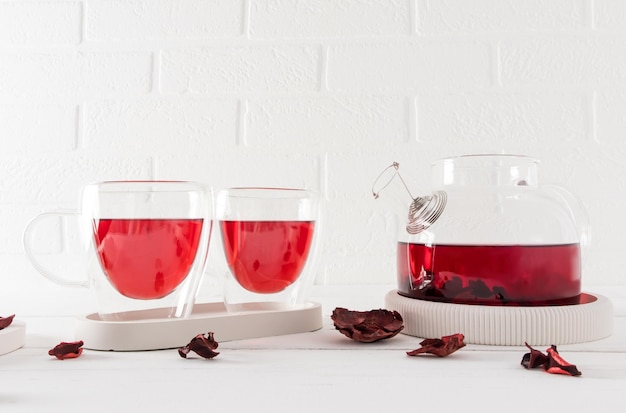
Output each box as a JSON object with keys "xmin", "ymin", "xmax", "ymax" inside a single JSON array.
[
  {"xmin": 24, "ymin": 181, "xmax": 213, "ymax": 320},
  {"xmin": 216, "ymin": 187, "xmax": 321, "ymax": 312}
]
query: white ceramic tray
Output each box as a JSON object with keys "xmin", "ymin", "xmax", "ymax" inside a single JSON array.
[
  {"xmin": 386, "ymin": 290, "xmax": 613, "ymax": 346},
  {"xmin": 0, "ymin": 320, "xmax": 26, "ymax": 356},
  {"xmin": 75, "ymin": 301, "xmax": 323, "ymax": 351}
]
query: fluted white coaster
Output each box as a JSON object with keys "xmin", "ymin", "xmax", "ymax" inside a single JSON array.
[
  {"xmin": 0, "ymin": 320, "xmax": 26, "ymax": 356},
  {"xmin": 385, "ymin": 290, "xmax": 613, "ymax": 346},
  {"xmin": 75, "ymin": 301, "xmax": 323, "ymax": 351}
]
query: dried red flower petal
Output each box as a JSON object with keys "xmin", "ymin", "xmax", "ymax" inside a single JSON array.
[
  {"xmin": 521, "ymin": 342, "xmax": 549, "ymax": 369},
  {"xmin": 545, "ymin": 345, "xmax": 582, "ymax": 376},
  {"xmin": 48, "ymin": 341, "xmax": 84, "ymax": 360},
  {"xmin": 406, "ymin": 333, "xmax": 466, "ymax": 357},
  {"xmin": 331, "ymin": 307, "xmax": 404, "ymax": 343},
  {"xmin": 0, "ymin": 314, "xmax": 15, "ymax": 330},
  {"xmin": 521, "ymin": 343, "xmax": 581, "ymax": 377},
  {"xmin": 178, "ymin": 332, "xmax": 219, "ymax": 359}
]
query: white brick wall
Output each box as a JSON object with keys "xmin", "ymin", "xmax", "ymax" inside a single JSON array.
[
  {"xmin": 327, "ymin": 40, "xmax": 492, "ymax": 92},
  {"xmin": 86, "ymin": 0, "xmax": 244, "ymax": 40},
  {"xmin": 0, "ymin": 1, "xmax": 81, "ymax": 45},
  {"xmin": 1, "ymin": 0, "xmax": 625, "ymax": 316}
]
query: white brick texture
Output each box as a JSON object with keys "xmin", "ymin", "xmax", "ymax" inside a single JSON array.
[
  {"xmin": 0, "ymin": 104, "xmax": 77, "ymax": 153},
  {"xmin": 160, "ymin": 46, "xmax": 321, "ymax": 94},
  {"xmin": 594, "ymin": 0, "xmax": 626, "ymax": 31},
  {"xmin": 0, "ymin": 52, "xmax": 153, "ymax": 99},
  {"xmin": 417, "ymin": 0, "xmax": 586, "ymax": 34},
  {"xmin": 327, "ymin": 40, "xmax": 492, "ymax": 92},
  {"xmin": 250, "ymin": 0, "xmax": 412, "ymax": 37},
  {"xmin": 82, "ymin": 98, "xmax": 239, "ymax": 154},
  {"xmin": 2, "ymin": 0, "xmax": 626, "ymax": 316},
  {"xmin": 416, "ymin": 92, "xmax": 589, "ymax": 145},
  {"xmin": 500, "ymin": 37, "xmax": 626, "ymax": 86},
  {"xmin": 0, "ymin": 0, "xmax": 82, "ymax": 45},
  {"xmin": 86, "ymin": 0, "xmax": 244, "ymax": 40},
  {"xmin": 244, "ymin": 96, "xmax": 409, "ymax": 147}
]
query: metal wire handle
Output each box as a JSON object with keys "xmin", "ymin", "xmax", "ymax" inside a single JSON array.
[
  {"xmin": 372, "ymin": 162, "xmax": 413, "ymax": 199},
  {"xmin": 372, "ymin": 162, "xmax": 447, "ymax": 235}
]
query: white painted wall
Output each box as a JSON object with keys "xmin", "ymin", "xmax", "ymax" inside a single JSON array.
[{"xmin": 1, "ymin": 0, "xmax": 625, "ymax": 316}]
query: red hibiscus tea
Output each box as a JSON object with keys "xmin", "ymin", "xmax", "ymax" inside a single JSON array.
[
  {"xmin": 94, "ymin": 218, "xmax": 204, "ymax": 300},
  {"xmin": 397, "ymin": 242, "xmax": 581, "ymax": 306},
  {"xmin": 220, "ymin": 220, "xmax": 315, "ymax": 294}
]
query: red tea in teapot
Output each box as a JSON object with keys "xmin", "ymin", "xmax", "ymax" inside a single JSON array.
[{"xmin": 397, "ymin": 242, "xmax": 581, "ymax": 306}]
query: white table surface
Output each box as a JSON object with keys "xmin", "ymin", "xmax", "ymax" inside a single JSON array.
[{"xmin": 2, "ymin": 284, "xmax": 625, "ymax": 413}]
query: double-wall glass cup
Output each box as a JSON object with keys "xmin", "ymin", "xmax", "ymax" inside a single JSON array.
[
  {"xmin": 23, "ymin": 181, "xmax": 213, "ymax": 320},
  {"xmin": 216, "ymin": 188, "xmax": 321, "ymax": 312}
]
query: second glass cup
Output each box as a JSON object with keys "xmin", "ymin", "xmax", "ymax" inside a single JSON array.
[{"xmin": 216, "ymin": 188, "xmax": 321, "ymax": 312}]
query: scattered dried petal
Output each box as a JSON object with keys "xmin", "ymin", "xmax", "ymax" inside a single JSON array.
[
  {"xmin": 0, "ymin": 314, "xmax": 15, "ymax": 330},
  {"xmin": 545, "ymin": 345, "xmax": 582, "ymax": 376},
  {"xmin": 48, "ymin": 341, "xmax": 84, "ymax": 360},
  {"xmin": 331, "ymin": 307, "xmax": 404, "ymax": 343},
  {"xmin": 406, "ymin": 333, "xmax": 466, "ymax": 357},
  {"xmin": 521, "ymin": 342, "xmax": 549, "ymax": 369},
  {"xmin": 178, "ymin": 332, "xmax": 219, "ymax": 359},
  {"xmin": 521, "ymin": 343, "xmax": 581, "ymax": 376}
]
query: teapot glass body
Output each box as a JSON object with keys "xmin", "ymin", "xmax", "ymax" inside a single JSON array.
[{"xmin": 394, "ymin": 155, "xmax": 587, "ymax": 306}]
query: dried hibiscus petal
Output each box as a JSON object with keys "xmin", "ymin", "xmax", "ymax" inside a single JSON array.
[
  {"xmin": 178, "ymin": 332, "xmax": 219, "ymax": 359},
  {"xmin": 545, "ymin": 345, "xmax": 582, "ymax": 376},
  {"xmin": 406, "ymin": 333, "xmax": 466, "ymax": 357},
  {"xmin": 521, "ymin": 342, "xmax": 549, "ymax": 369},
  {"xmin": 0, "ymin": 314, "xmax": 15, "ymax": 330},
  {"xmin": 331, "ymin": 307, "xmax": 404, "ymax": 343},
  {"xmin": 521, "ymin": 343, "xmax": 581, "ymax": 376},
  {"xmin": 48, "ymin": 341, "xmax": 84, "ymax": 360}
]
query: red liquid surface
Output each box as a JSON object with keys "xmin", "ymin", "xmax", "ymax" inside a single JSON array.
[
  {"xmin": 94, "ymin": 219, "xmax": 204, "ymax": 299},
  {"xmin": 397, "ymin": 242, "xmax": 581, "ymax": 306},
  {"xmin": 220, "ymin": 220, "xmax": 315, "ymax": 294}
]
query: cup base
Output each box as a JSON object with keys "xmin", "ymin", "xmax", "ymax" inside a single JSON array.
[
  {"xmin": 224, "ymin": 300, "xmax": 294, "ymax": 313},
  {"xmin": 223, "ymin": 274, "xmax": 308, "ymax": 313},
  {"xmin": 75, "ymin": 301, "xmax": 323, "ymax": 351}
]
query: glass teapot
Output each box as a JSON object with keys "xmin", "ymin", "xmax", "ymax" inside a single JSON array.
[{"xmin": 373, "ymin": 154, "xmax": 589, "ymax": 306}]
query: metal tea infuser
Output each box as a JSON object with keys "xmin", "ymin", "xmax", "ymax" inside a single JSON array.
[{"xmin": 373, "ymin": 162, "xmax": 447, "ymax": 235}]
